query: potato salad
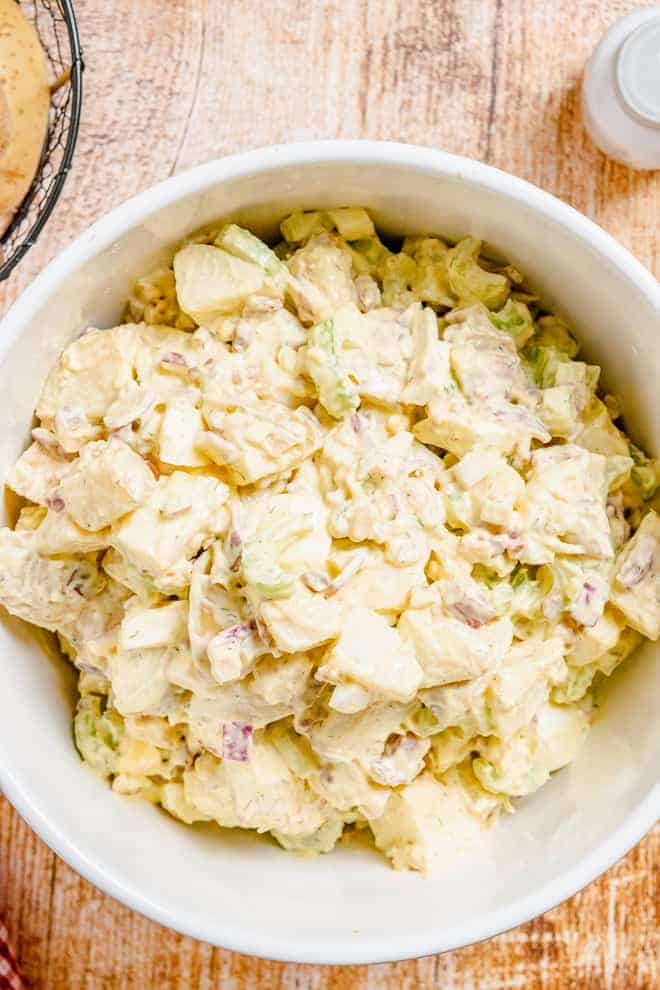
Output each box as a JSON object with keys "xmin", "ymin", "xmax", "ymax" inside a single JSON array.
[{"xmin": 1, "ymin": 207, "xmax": 658, "ymax": 873}]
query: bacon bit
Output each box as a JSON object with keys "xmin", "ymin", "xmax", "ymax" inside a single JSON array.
[
  {"xmin": 221, "ymin": 722, "xmax": 253, "ymax": 762},
  {"xmin": 351, "ymin": 412, "xmax": 363, "ymax": 434},
  {"xmin": 319, "ymin": 767, "xmax": 334, "ymax": 785},
  {"xmin": 46, "ymin": 495, "xmax": 65, "ymax": 513},
  {"xmin": 31, "ymin": 427, "xmax": 75, "ymax": 462}
]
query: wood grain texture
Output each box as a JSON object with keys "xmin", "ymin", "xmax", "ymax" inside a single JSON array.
[{"xmin": 0, "ymin": 1, "xmax": 658, "ymax": 986}]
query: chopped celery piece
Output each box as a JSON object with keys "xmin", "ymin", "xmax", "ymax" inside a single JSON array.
[
  {"xmin": 511, "ymin": 566, "xmax": 530, "ymax": 589},
  {"xmin": 272, "ymin": 815, "xmax": 346, "ymax": 856},
  {"xmin": 327, "ymin": 207, "xmax": 375, "ymax": 240},
  {"xmin": 242, "ymin": 544, "xmax": 294, "ymax": 601},
  {"xmin": 553, "ymin": 360, "xmax": 600, "ymax": 391},
  {"xmin": 280, "ymin": 211, "xmax": 333, "ymax": 243},
  {"xmin": 606, "ymin": 455, "xmax": 633, "ymax": 490},
  {"xmin": 402, "ymin": 236, "xmax": 454, "ymax": 306},
  {"xmin": 447, "ymin": 238, "xmax": 510, "ymax": 309},
  {"xmin": 273, "ymin": 240, "xmax": 295, "ymax": 260},
  {"xmin": 628, "ymin": 441, "xmax": 648, "ymax": 466},
  {"xmin": 631, "ymin": 463, "xmax": 659, "ymax": 499},
  {"xmin": 540, "ymin": 385, "xmax": 578, "ymax": 438},
  {"xmin": 539, "ymin": 558, "xmax": 583, "ymax": 606},
  {"xmin": 350, "ymin": 235, "xmax": 392, "ymax": 277},
  {"xmin": 489, "ymin": 299, "xmax": 535, "ymax": 347},
  {"xmin": 382, "ymin": 252, "xmax": 417, "ymax": 307},
  {"xmin": 306, "ymin": 318, "xmax": 358, "ymax": 419},
  {"xmin": 242, "ymin": 513, "xmax": 314, "ymax": 601},
  {"xmin": 626, "ymin": 442, "xmax": 659, "ymax": 497},
  {"xmin": 402, "ymin": 236, "xmax": 450, "ymax": 263},
  {"xmin": 534, "ymin": 315, "xmax": 579, "ymax": 357},
  {"xmin": 74, "ymin": 696, "xmax": 122, "ymax": 777},
  {"xmin": 523, "ymin": 345, "xmax": 571, "ymax": 388},
  {"xmin": 216, "ymin": 224, "xmax": 283, "ymax": 276},
  {"xmin": 552, "ymin": 665, "xmax": 596, "ymax": 704},
  {"xmin": 405, "ymin": 704, "xmax": 441, "ymax": 738}
]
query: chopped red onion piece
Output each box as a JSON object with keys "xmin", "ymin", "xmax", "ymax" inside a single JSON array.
[
  {"xmin": 618, "ymin": 543, "xmax": 654, "ymax": 588},
  {"xmin": 449, "ymin": 597, "xmax": 495, "ymax": 629},
  {"xmin": 46, "ymin": 495, "xmax": 65, "ymax": 513},
  {"xmin": 221, "ymin": 721, "xmax": 253, "ymax": 762}
]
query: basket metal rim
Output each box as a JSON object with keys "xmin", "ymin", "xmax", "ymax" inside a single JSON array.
[{"xmin": 0, "ymin": 0, "xmax": 84, "ymax": 282}]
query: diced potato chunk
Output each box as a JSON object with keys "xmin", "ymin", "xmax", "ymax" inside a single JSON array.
[
  {"xmin": 37, "ymin": 326, "xmax": 138, "ymax": 421},
  {"xmin": 158, "ymin": 397, "xmax": 209, "ymax": 468},
  {"xmin": 183, "ymin": 742, "xmax": 329, "ymax": 836},
  {"xmin": 398, "ymin": 608, "xmax": 513, "ymax": 687},
  {"xmin": 56, "ymin": 438, "xmax": 156, "ymax": 531},
  {"xmin": 35, "ymin": 509, "xmax": 110, "ymax": 555},
  {"xmin": 174, "ymin": 244, "xmax": 267, "ymax": 321},
  {"xmin": 111, "ymin": 472, "xmax": 228, "ymax": 594},
  {"xmin": 610, "ymin": 510, "xmax": 660, "ymax": 639},
  {"xmin": 316, "ymin": 608, "xmax": 421, "ymax": 702},
  {"xmin": 260, "ymin": 585, "xmax": 345, "ymax": 653},
  {"xmin": 0, "ymin": 529, "xmax": 104, "ymax": 632},
  {"xmin": 370, "ymin": 767, "xmax": 503, "ymax": 873},
  {"xmin": 198, "ymin": 401, "xmax": 321, "ymax": 486},
  {"xmin": 5, "ymin": 441, "xmax": 72, "ymax": 505},
  {"xmin": 119, "ymin": 600, "xmax": 188, "ymax": 651}
]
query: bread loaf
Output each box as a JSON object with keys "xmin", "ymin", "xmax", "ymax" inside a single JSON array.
[{"xmin": 0, "ymin": 0, "xmax": 50, "ymax": 236}]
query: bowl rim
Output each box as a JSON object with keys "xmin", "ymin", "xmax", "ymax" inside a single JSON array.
[{"xmin": 0, "ymin": 140, "xmax": 659, "ymax": 965}]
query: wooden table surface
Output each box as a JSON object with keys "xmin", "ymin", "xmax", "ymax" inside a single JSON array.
[{"xmin": 1, "ymin": 1, "xmax": 658, "ymax": 986}]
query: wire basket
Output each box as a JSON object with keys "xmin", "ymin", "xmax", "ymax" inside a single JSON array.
[{"xmin": 0, "ymin": 0, "xmax": 83, "ymax": 282}]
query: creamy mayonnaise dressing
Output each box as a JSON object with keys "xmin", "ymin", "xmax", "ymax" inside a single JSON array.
[{"xmin": 1, "ymin": 208, "xmax": 657, "ymax": 872}]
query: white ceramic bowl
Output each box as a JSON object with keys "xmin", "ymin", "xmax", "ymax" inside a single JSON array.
[{"xmin": 0, "ymin": 142, "xmax": 658, "ymax": 965}]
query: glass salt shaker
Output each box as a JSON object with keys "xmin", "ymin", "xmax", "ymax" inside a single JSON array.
[{"xmin": 582, "ymin": 6, "xmax": 660, "ymax": 170}]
